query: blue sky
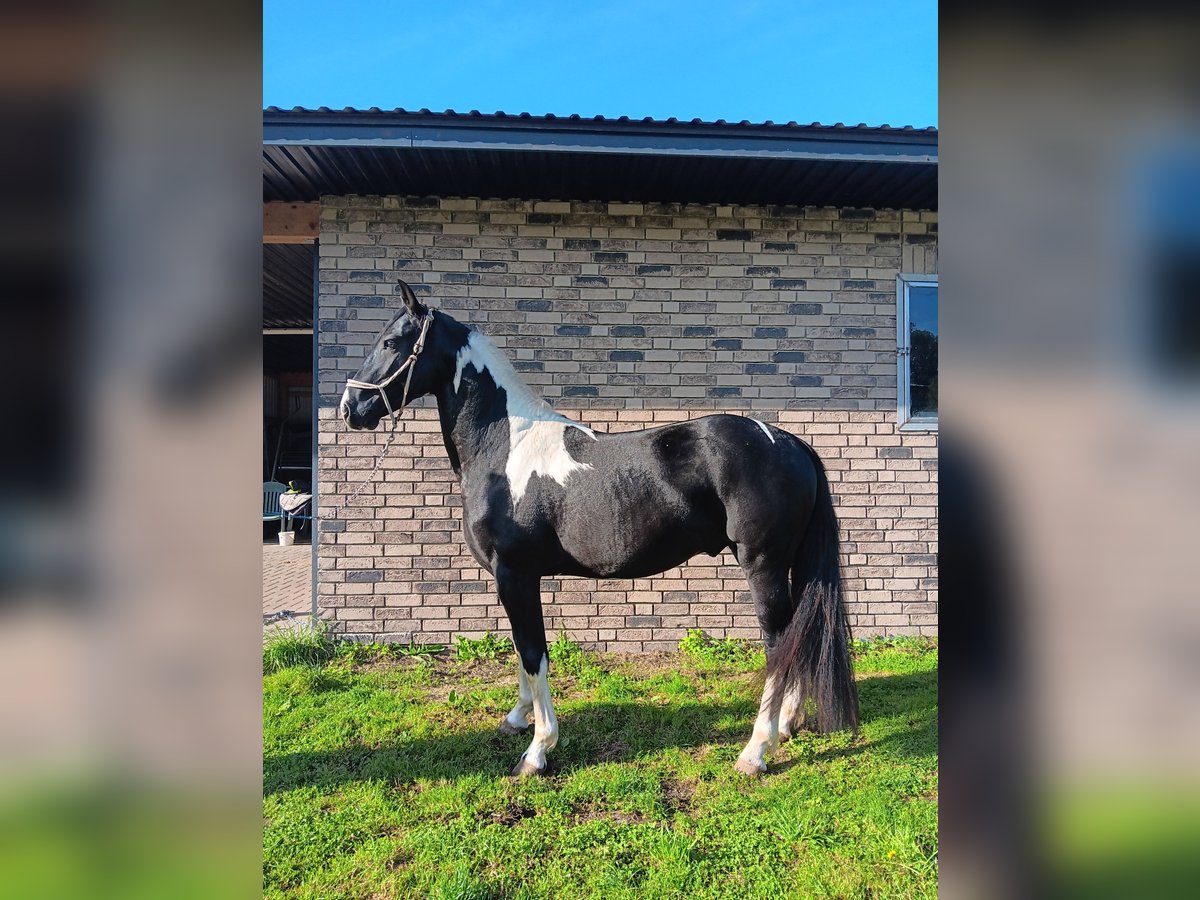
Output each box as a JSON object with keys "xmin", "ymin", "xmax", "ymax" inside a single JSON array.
[{"xmin": 264, "ymin": 1, "xmax": 937, "ymax": 127}]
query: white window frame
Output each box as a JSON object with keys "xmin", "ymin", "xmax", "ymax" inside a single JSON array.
[{"xmin": 897, "ymin": 273, "xmax": 938, "ymax": 431}]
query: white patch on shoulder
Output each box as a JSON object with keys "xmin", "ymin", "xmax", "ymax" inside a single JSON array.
[
  {"xmin": 454, "ymin": 330, "xmax": 596, "ymax": 504},
  {"xmin": 506, "ymin": 418, "xmax": 592, "ymax": 504},
  {"xmin": 750, "ymin": 418, "xmax": 776, "ymax": 443}
]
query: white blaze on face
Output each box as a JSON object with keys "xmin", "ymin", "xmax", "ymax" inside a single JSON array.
[{"xmin": 453, "ymin": 329, "xmax": 597, "ymax": 505}]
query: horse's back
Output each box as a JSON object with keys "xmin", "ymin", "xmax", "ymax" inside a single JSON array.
[{"xmin": 547, "ymin": 414, "xmax": 819, "ymax": 576}]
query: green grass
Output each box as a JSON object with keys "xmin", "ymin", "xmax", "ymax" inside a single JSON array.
[
  {"xmin": 265, "ymin": 626, "xmax": 446, "ymax": 677},
  {"xmin": 263, "ymin": 623, "xmax": 337, "ymax": 674},
  {"xmin": 454, "ymin": 633, "xmax": 513, "ymax": 663},
  {"xmin": 677, "ymin": 629, "xmax": 762, "ymax": 671},
  {"xmin": 264, "ymin": 635, "xmax": 938, "ymax": 899}
]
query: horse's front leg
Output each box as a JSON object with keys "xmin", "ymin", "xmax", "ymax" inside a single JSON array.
[{"xmin": 495, "ymin": 566, "xmax": 557, "ymax": 776}]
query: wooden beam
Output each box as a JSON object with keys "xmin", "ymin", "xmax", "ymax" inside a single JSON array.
[{"xmin": 263, "ymin": 202, "xmax": 318, "ymax": 243}]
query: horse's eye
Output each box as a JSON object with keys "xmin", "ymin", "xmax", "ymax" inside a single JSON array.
[{"xmin": 382, "ymin": 338, "xmax": 396, "ymax": 351}]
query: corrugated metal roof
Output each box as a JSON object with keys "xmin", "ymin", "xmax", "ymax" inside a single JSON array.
[
  {"xmin": 263, "ymin": 243, "xmax": 314, "ymax": 328},
  {"xmin": 263, "ymin": 107, "xmax": 937, "ymax": 209},
  {"xmin": 265, "ymin": 105, "xmax": 937, "ymax": 133}
]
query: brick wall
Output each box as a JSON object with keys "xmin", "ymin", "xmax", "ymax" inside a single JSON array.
[{"xmin": 315, "ymin": 197, "xmax": 937, "ymax": 649}]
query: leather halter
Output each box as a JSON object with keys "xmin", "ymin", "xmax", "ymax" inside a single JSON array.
[{"xmin": 344, "ymin": 313, "xmax": 434, "ymax": 419}]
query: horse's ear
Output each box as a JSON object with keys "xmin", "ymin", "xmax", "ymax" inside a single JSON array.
[{"xmin": 398, "ymin": 280, "xmax": 427, "ymax": 318}]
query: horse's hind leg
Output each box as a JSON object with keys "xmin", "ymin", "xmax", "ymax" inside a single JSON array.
[
  {"xmin": 498, "ymin": 664, "xmax": 533, "ymax": 735},
  {"xmin": 495, "ymin": 566, "xmax": 558, "ymax": 776},
  {"xmin": 735, "ymin": 561, "xmax": 793, "ymax": 776}
]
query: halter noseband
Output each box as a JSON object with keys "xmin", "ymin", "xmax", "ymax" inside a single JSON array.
[{"xmin": 344, "ymin": 313, "xmax": 434, "ymax": 419}]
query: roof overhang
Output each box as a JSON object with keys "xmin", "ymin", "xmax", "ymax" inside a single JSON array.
[
  {"xmin": 263, "ymin": 108, "xmax": 937, "ymax": 209},
  {"xmin": 263, "ymin": 243, "xmax": 314, "ymax": 329}
]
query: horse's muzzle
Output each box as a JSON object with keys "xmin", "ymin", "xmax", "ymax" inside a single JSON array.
[
  {"xmin": 340, "ymin": 389, "xmax": 377, "ymax": 430},
  {"xmin": 341, "ymin": 400, "xmax": 383, "ymax": 431}
]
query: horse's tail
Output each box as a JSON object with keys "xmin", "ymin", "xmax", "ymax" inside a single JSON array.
[{"xmin": 767, "ymin": 444, "xmax": 859, "ymax": 734}]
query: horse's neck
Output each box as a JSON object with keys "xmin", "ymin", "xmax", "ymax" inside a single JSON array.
[
  {"xmin": 434, "ymin": 331, "xmax": 564, "ymax": 476},
  {"xmin": 434, "ymin": 369, "xmax": 507, "ymax": 475}
]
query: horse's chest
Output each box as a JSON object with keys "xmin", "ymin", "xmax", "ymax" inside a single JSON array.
[{"xmin": 458, "ymin": 474, "xmax": 538, "ymax": 564}]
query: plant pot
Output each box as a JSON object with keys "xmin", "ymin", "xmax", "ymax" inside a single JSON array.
[{"xmin": 278, "ymin": 531, "xmax": 296, "ymax": 546}]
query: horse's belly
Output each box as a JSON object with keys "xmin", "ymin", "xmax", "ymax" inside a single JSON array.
[
  {"xmin": 554, "ymin": 493, "xmax": 727, "ymax": 579},
  {"xmin": 588, "ymin": 547, "xmax": 709, "ymax": 580}
]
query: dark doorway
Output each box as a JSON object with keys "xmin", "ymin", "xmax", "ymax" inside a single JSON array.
[{"xmin": 263, "ymin": 243, "xmax": 315, "ymax": 544}]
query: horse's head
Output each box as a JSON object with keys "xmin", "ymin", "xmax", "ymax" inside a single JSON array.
[{"xmin": 340, "ymin": 282, "xmax": 459, "ymax": 430}]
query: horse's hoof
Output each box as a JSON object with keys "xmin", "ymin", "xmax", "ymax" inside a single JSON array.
[
  {"xmin": 511, "ymin": 758, "xmax": 545, "ymax": 777},
  {"xmin": 734, "ymin": 757, "xmax": 766, "ymax": 777},
  {"xmin": 780, "ymin": 715, "xmax": 808, "ymax": 741},
  {"xmin": 498, "ymin": 719, "xmax": 531, "ymax": 736}
]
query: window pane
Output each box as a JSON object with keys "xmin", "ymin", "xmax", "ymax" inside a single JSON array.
[{"xmin": 908, "ymin": 284, "xmax": 938, "ymax": 417}]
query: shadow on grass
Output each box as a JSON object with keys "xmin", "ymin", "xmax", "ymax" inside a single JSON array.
[
  {"xmin": 264, "ymin": 670, "xmax": 936, "ymax": 794},
  {"xmin": 772, "ymin": 669, "xmax": 939, "ymax": 772}
]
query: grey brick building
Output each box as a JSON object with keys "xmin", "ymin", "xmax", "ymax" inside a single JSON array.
[{"xmin": 262, "ymin": 108, "xmax": 938, "ymax": 650}]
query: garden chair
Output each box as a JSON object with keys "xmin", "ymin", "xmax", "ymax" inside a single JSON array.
[{"xmin": 263, "ymin": 480, "xmax": 290, "ymax": 531}]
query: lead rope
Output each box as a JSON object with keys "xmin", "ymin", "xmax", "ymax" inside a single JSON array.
[{"xmin": 320, "ymin": 313, "xmax": 433, "ymax": 521}]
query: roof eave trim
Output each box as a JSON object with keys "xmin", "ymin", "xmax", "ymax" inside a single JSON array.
[{"xmin": 263, "ymin": 121, "xmax": 936, "ymax": 165}]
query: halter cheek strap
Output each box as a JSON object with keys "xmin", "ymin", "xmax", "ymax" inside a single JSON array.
[
  {"xmin": 344, "ymin": 313, "xmax": 434, "ymax": 419},
  {"xmin": 326, "ymin": 312, "xmax": 432, "ymax": 521}
]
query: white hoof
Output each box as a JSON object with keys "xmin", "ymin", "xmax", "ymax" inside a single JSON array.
[
  {"xmin": 498, "ymin": 718, "xmax": 531, "ymax": 736},
  {"xmin": 511, "ymin": 756, "xmax": 546, "ymax": 777},
  {"xmin": 734, "ymin": 756, "xmax": 767, "ymax": 777}
]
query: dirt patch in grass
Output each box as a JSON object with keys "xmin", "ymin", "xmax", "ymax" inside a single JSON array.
[
  {"xmin": 605, "ymin": 651, "xmax": 687, "ymax": 679},
  {"xmin": 349, "ymin": 657, "xmax": 411, "ymax": 676},
  {"xmin": 480, "ymin": 799, "xmax": 537, "ymax": 826},
  {"xmin": 350, "ymin": 651, "xmax": 516, "ymax": 684},
  {"xmin": 594, "ymin": 736, "xmax": 631, "ymax": 763},
  {"xmin": 385, "ymin": 846, "xmax": 413, "ymax": 872},
  {"xmin": 568, "ymin": 801, "xmax": 648, "ymax": 826},
  {"xmin": 661, "ymin": 776, "xmax": 697, "ymax": 815},
  {"xmin": 352, "ymin": 647, "xmax": 767, "ymax": 697},
  {"xmin": 417, "ymin": 658, "xmax": 513, "ymax": 702},
  {"xmin": 447, "ymin": 657, "xmax": 513, "ymax": 680}
]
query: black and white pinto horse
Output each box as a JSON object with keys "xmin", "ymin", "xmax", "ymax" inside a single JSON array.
[{"xmin": 341, "ymin": 282, "xmax": 859, "ymax": 776}]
